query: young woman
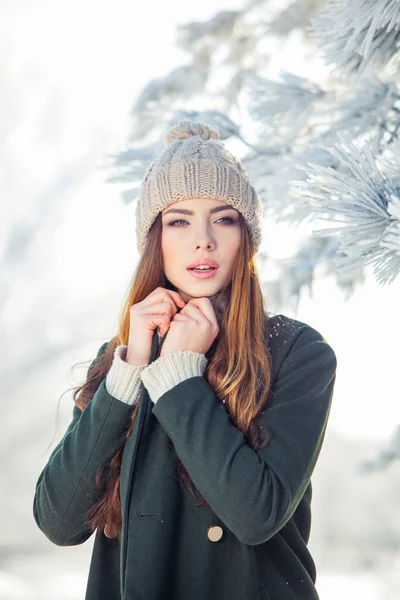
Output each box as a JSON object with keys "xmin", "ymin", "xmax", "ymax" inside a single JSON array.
[{"xmin": 33, "ymin": 120, "xmax": 337, "ymax": 600}]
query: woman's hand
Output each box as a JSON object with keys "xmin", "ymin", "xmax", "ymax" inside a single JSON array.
[
  {"xmin": 160, "ymin": 297, "xmax": 219, "ymax": 357},
  {"xmin": 126, "ymin": 287, "xmax": 186, "ymax": 366}
]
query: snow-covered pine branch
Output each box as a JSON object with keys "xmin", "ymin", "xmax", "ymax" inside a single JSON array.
[
  {"xmin": 263, "ymin": 235, "xmax": 365, "ymax": 312},
  {"xmin": 244, "ymin": 71, "xmax": 325, "ymax": 146},
  {"xmin": 309, "ymin": 0, "xmax": 400, "ymax": 75},
  {"xmin": 290, "ymin": 134, "xmax": 400, "ymax": 284}
]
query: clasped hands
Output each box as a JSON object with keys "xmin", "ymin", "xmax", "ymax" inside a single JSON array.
[{"xmin": 160, "ymin": 296, "xmax": 219, "ymax": 358}]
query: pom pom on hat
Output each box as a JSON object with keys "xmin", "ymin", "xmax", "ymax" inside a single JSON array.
[{"xmin": 164, "ymin": 120, "xmax": 220, "ymax": 146}]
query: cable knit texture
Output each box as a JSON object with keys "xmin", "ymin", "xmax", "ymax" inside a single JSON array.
[
  {"xmin": 140, "ymin": 350, "xmax": 208, "ymax": 404},
  {"xmin": 105, "ymin": 345, "xmax": 146, "ymax": 405},
  {"xmin": 134, "ymin": 120, "xmax": 263, "ymax": 256}
]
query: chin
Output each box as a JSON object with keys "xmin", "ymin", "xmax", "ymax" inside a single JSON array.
[
  {"xmin": 178, "ymin": 283, "xmax": 222, "ymax": 301},
  {"xmin": 167, "ymin": 272, "xmax": 227, "ymax": 299}
]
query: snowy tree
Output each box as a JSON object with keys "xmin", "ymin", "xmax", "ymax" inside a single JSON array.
[{"xmin": 106, "ymin": 0, "xmax": 400, "ymax": 308}]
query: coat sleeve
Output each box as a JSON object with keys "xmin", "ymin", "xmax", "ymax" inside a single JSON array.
[
  {"xmin": 151, "ymin": 325, "xmax": 337, "ymax": 546},
  {"xmin": 33, "ymin": 342, "xmax": 135, "ymax": 546}
]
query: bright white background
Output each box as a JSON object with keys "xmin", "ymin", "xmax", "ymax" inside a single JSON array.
[{"xmin": 1, "ymin": 1, "xmax": 399, "ymax": 599}]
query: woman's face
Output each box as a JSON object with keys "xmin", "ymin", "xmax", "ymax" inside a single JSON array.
[{"xmin": 161, "ymin": 197, "xmax": 241, "ymax": 303}]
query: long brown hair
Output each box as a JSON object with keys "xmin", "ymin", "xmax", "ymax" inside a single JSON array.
[{"xmin": 72, "ymin": 211, "xmax": 273, "ymax": 538}]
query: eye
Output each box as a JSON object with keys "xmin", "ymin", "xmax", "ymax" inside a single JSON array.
[
  {"xmin": 217, "ymin": 217, "xmax": 235, "ymax": 224},
  {"xmin": 167, "ymin": 219, "xmax": 188, "ymax": 227},
  {"xmin": 167, "ymin": 217, "xmax": 235, "ymax": 227}
]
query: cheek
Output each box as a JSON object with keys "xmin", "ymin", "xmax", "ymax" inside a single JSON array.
[
  {"xmin": 228, "ymin": 229, "xmax": 241, "ymax": 255},
  {"xmin": 161, "ymin": 230, "xmax": 171, "ymax": 253},
  {"xmin": 224, "ymin": 232, "xmax": 241, "ymax": 268},
  {"xmin": 161, "ymin": 232, "xmax": 178, "ymax": 269}
]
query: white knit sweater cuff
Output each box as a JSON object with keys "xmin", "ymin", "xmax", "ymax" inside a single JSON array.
[
  {"xmin": 105, "ymin": 345, "xmax": 146, "ymax": 405},
  {"xmin": 140, "ymin": 350, "xmax": 208, "ymax": 404}
]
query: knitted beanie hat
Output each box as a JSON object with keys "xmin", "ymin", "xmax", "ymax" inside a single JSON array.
[{"xmin": 134, "ymin": 120, "xmax": 263, "ymax": 255}]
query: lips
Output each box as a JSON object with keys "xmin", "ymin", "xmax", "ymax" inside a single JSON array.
[
  {"xmin": 187, "ymin": 266, "xmax": 219, "ymax": 279},
  {"xmin": 187, "ymin": 258, "xmax": 219, "ymax": 269}
]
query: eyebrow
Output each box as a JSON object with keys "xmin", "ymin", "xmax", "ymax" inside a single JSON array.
[{"xmin": 162, "ymin": 205, "xmax": 239, "ymax": 217}]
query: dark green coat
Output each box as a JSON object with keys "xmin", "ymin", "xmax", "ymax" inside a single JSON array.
[{"xmin": 33, "ymin": 314, "xmax": 337, "ymax": 600}]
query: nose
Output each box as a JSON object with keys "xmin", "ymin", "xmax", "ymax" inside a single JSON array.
[
  {"xmin": 192, "ymin": 223, "xmax": 216, "ymax": 251},
  {"xmin": 195, "ymin": 239, "xmax": 214, "ymax": 251}
]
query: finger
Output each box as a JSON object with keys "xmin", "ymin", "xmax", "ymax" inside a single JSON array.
[
  {"xmin": 179, "ymin": 302, "xmax": 203, "ymax": 324},
  {"xmin": 141, "ymin": 302, "xmax": 174, "ymax": 317},
  {"xmin": 186, "ymin": 297, "xmax": 218, "ymax": 327},
  {"xmin": 170, "ymin": 312, "xmax": 191, "ymax": 322},
  {"xmin": 140, "ymin": 302, "xmax": 174, "ymax": 335},
  {"xmin": 143, "ymin": 293, "xmax": 178, "ymax": 318},
  {"xmin": 149, "ymin": 287, "xmax": 186, "ymax": 308},
  {"xmin": 170, "ymin": 290, "xmax": 186, "ymax": 307}
]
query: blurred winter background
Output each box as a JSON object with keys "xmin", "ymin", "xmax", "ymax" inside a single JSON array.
[{"xmin": 1, "ymin": 0, "xmax": 400, "ymax": 598}]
